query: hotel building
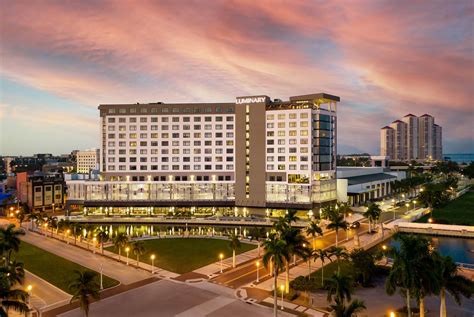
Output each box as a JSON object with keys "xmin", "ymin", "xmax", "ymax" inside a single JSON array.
[
  {"xmin": 67, "ymin": 93, "xmax": 339, "ymax": 216},
  {"xmin": 380, "ymin": 114, "xmax": 442, "ymax": 161}
]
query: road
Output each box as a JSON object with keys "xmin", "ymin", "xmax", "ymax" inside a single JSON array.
[{"xmin": 213, "ymin": 223, "xmax": 369, "ymax": 289}]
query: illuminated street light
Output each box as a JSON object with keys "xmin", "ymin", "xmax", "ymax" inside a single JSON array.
[
  {"xmin": 389, "ymin": 311, "xmax": 396, "ymax": 317},
  {"xmin": 428, "ymin": 218, "xmax": 434, "ymax": 224},
  {"xmin": 280, "ymin": 285, "xmax": 285, "ymax": 310},
  {"xmin": 405, "ymin": 203, "xmax": 409, "ymax": 213},
  {"xmin": 219, "ymin": 253, "xmax": 224, "ymax": 273},
  {"xmin": 256, "ymin": 261, "xmax": 260, "ymax": 282},
  {"xmin": 150, "ymin": 254, "xmax": 156, "ymax": 274},
  {"xmin": 125, "ymin": 247, "xmax": 130, "ymax": 265},
  {"xmin": 92, "ymin": 237, "xmax": 97, "ymax": 254}
]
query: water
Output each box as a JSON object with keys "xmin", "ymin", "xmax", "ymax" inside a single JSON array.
[
  {"xmin": 443, "ymin": 153, "xmax": 474, "ymax": 164},
  {"xmin": 387, "ymin": 235, "xmax": 474, "ymax": 264}
]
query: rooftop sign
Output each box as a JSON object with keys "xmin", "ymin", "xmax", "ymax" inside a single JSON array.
[{"xmin": 236, "ymin": 96, "xmax": 267, "ymax": 104}]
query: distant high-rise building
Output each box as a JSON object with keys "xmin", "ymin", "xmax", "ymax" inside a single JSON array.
[
  {"xmin": 76, "ymin": 149, "xmax": 100, "ymax": 173},
  {"xmin": 380, "ymin": 114, "xmax": 442, "ymax": 161}
]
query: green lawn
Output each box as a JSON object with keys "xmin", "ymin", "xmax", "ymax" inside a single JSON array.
[
  {"xmin": 307, "ymin": 260, "xmax": 354, "ymax": 289},
  {"xmin": 416, "ymin": 191, "xmax": 474, "ymax": 225},
  {"xmin": 15, "ymin": 242, "xmax": 119, "ymax": 293},
  {"xmin": 106, "ymin": 238, "xmax": 256, "ymax": 274}
]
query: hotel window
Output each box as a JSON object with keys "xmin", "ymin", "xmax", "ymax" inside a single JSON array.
[
  {"xmin": 172, "ymin": 157, "xmax": 179, "ymax": 162},
  {"xmin": 151, "ymin": 117, "xmax": 158, "ymax": 122},
  {"xmin": 194, "ymin": 117, "xmax": 201, "ymax": 122},
  {"xmin": 172, "ymin": 133, "xmax": 179, "ymax": 138},
  {"xmin": 300, "ymin": 139, "xmax": 309, "ymax": 144},
  {"xmin": 129, "ymin": 149, "xmax": 137, "ymax": 154},
  {"xmin": 226, "ymin": 140, "xmax": 234, "ymax": 146},
  {"xmin": 108, "ymin": 165, "xmax": 115, "ymax": 171},
  {"xmin": 267, "ymin": 156, "xmax": 274, "ymax": 162},
  {"xmin": 108, "ymin": 117, "xmax": 115, "ymax": 123},
  {"xmin": 216, "ymin": 124, "xmax": 223, "ymax": 130},
  {"xmin": 172, "ymin": 149, "xmax": 180, "ymax": 154},
  {"xmin": 300, "ymin": 113, "xmax": 308, "ymax": 118},
  {"xmin": 130, "ymin": 118, "xmax": 137, "ymax": 123},
  {"xmin": 226, "ymin": 148, "xmax": 233, "ymax": 154},
  {"xmin": 172, "ymin": 108, "xmax": 179, "ymax": 113},
  {"xmin": 140, "ymin": 157, "xmax": 147, "ymax": 162},
  {"xmin": 300, "ymin": 165, "xmax": 308, "ymax": 170},
  {"xmin": 194, "ymin": 125, "xmax": 201, "ymax": 130},
  {"xmin": 289, "ymin": 122, "xmax": 297, "ymax": 128},
  {"xmin": 130, "ymin": 165, "xmax": 137, "ymax": 170},
  {"xmin": 108, "ymin": 142, "xmax": 115, "ymax": 147},
  {"xmin": 289, "ymin": 113, "xmax": 296, "ymax": 119},
  {"xmin": 289, "ymin": 148, "xmax": 297, "ymax": 153},
  {"xmin": 289, "ymin": 165, "xmax": 296, "ymax": 170},
  {"xmin": 194, "ymin": 149, "xmax": 201, "ymax": 154},
  {"xmin": 194, "ymin": 165, "xmax": 201, "ymax": 170},
  {"xmin": 278, "ymin": 148, "xmax": 285, "ymax": 153},
  {"xmin": 205, "ymin": 165, "xmax": 212, "ymax": 170},
  {"xmin": 128, "ymin": 133, "xmax": 135, "ymax": 139},
  {"xmin": 172, "ymin": 141, "xmax": 179, "ymax": 146},
  {"xmin": 130, "ymin": 108, "xmax": 136, "ymax": 113},
  {"xmin": 278, "ymin": 140, "xmax": 285, "ymax": 145},
  {"xmin": 300, "ymin": 147, "xmax": 308, "ymax": 153},
  {"xmin": 226, "ymin": 164, "xmax": 234, "ymax": 170},
  {"xmin": 128, "ymin": 157, "xmax": 135, "ymax": 162},
  {"xmin": 183, "ymin": 117, "xmax": 190, "ymax": 122},
  {"xmin": 278, "ymin": 156, "xmax": 285, "ymax": 161},
  {"xmin": 267, "ymin": 131, "xmax": 274, "ymax": 137},
  {"xmin": 300, "ymin": 130, "xmax": 308, "ymax": 136},
  {"xmin": 205, "ymin": 116, "xmax": 212, "ymax": 122},
  {"xmin": 140, "ymin": 133, "xmax": 147, "ymax": 138},
  {"xmin": 151, "ymin": 165, "xmax": 158, "ymax": 170},
  {"xmin": 301, "ymin": 156, "xmax": 308, "ymax": 161},
  {"xmin": 300, "ymin": 122, "xmax": 308, "ymax": 127},
  {"xmin": 226, "ymin": 124, "xmax": 233, "ymax": 129},
  {"xmin": 266, "ymin": 114, "xmax": 274, "ymax": 120},
  {"xmin": 183, "ymin": 141, "xmax": 191, "ymax": 146},
  {"xmin": 215, "ymin": 165, "xmax": 223, "ymax": 170},
  {"xmin": 151, "ymin": 149, "xmax": 158, "ymax": 154},
  {"xmin": 119, "ymin": 165, "xmax": 126, "ymax": 171},
  {"xmin": 194, "ymin": 157, "xmax": 201, "ymax": 162},
  {"xmin": 161, "ymin": 149, "xmax": 168, "ymax": 154},
  {"xmin": 140, "ymin": 141, "xmax": 147, "ymax": 146},
  {"xmin": 216, "ymin": 116, "xmax": 223, "ymax": 122},
  {"xmin": 161, "ymin": 117, "xmax": 169, "ymax": 122},
  {"xmin": 108, "ymin": 133, "xmax": 115, "ymax": 139},
  {"xmin": 278, "ymin": 114, "xmax": 285, "ymax": 120},
  {"xmin": 151, "ymin": 125, "xmax": 158, "ymax": 130},
  {"xmin": 119, "ymin": 118, "xmax": 126, "ymax": 123},
  {"xmin": 226, "ymin": 132, "xmax": 234, "ymax": 138},
  {"xmin": 204, "ymin": 124, "xmax": 212, "ymax": 130},
  {"xmin": 108, "ymin": 158, "xmax": 115, "ymax": 163},
  {"xmin": 151, "ymin": 133, "xmax": 158, "ymax": 138},
  {"xmin": 226, "ymin": 116, "xmax": 234, "ymax": 121},
  {"xmin": 267, "ymin": 165, "xmax": 274, "ymax": 170},
  {"xmin": 278, "ymin": 122, "xmax": 285, "ymax": 128},
  {"xmin": 162, "ymin": 157, "xmax": 169, "ymax": 162},
  {"xmin": 119, "ymin": 125, "xmax": 126, "ymax": 131},
  {"xmin": 172, "ymin": 117, "xmax": 179, "ymax": 122},
  {"xmin": 140, "ymin": 125, "xmax": 147, "ymax": 130},
  {"xmin": 151, "ymin": 157, "xmax": 158, "ymax": 162},
  {"xmin": 267, "ymin": 123, "xmax": 274, "ymax": 129},
  {"xmin": 161, "ymin": 165, "xmax": 169, "ymax": 170},
  {"xmin": 289, "ymin": 130, "xmax": 297, "ymax": 136},
  {"xmin": 140, "ymin": 149, "xmax": 147, "ymax": 154},
  {"xmin": 278, "ymin": 164, "xmax": 285, "ymax": 170},
  {"xmin": 162, "ymin": 133, "xmax": 169, "ymax": 138},
  {"xmin": 108, "ymin": 126, "xmax": 115, "ymax": 131},
  {"xmin": 140, "ymin": 117, "xmax": 147, "ymax": 122},
  {"xmin": 267, "ymin": 148, "xmax": 274, "ymax": 153},
  {"xmin": 289, "ymin": 139, "xmax": 297, "ymax": 145},
  {"xmin": 267, "ymin": 140, "xmax": 274, "ymax": 145},
  {"xmin": 289, "ymin": 156, "xmax": 297, "ymax": 162},
  {"xmin": 129, "ymin": 142, "xmax": 137, "ymax": 147},
  {"xmin": 129, "ymin": 126, "xmax": 137, "ymax": 131}
]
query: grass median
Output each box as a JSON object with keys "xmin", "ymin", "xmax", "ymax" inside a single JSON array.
[
  {"xmin": 106, "ymin": 238, "xmax": 256, "ymax": 274},
  {"xmin": 416, "ymin": 191, "xmax": 474, "ymax": 225},
  {"xmin": 16, "ymin": 241, "xmax": 119, "ymax": 293}
]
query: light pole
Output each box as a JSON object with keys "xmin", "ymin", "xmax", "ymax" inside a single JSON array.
[
  {"xmin": 256, "ymin": 261, "xmax": 260, "ymax": 283},
  {"xmin": 391, "ymin": 199, "xmax": 396, "ymax": 220},
  {"xmin": 26, "ymin": 285, "xmax": 32, "ymax": 305},
  {"xmin": 219, "ymin": 253, "xmax": 224, "ymax": 273},
  {"xmin": 125, "ymin": 247, "xmax": 130, "ymax": 265},
  {"xmin": 405, "ymin": 203, "xmax": 409, "ymax": 214},
  {"xmin": 151, "ymin": 254, "xmax": 155, "ymax": 274},
  {"xmin": 280, "ymin": 285, "xmax": 285, "ymax": 310},
  {"xmin": 92, "ymin": 237, "xmax": 97, "ymax": 254},
  {"xmin": 66, "ymin": 229, "xmax": 70, "ymax": 244}
]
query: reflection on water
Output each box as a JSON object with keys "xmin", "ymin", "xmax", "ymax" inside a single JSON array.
[{"xmin": 388, "ymin": 235, "xmax": 474, "ymax": 264}]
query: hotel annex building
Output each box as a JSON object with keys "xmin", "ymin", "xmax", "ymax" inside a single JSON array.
[{"xmin": 67, "ymin": 93, "xmax": 339, "ymax": 217}]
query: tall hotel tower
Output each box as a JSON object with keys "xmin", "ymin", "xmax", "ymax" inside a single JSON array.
[
  {"xmin": 380, "ymin": 114, "xmax": 442, "ymax": 161},
  {"xmin": 67, "ymin": 93, "xmax": 339, "ymax": 216}
]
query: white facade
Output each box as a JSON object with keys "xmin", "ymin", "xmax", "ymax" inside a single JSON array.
[{"xmin": 76, "ymin": 149, "xmax": 99, "ymax": 174}]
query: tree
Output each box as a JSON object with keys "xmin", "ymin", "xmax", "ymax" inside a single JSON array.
[
  {"xmin": 46, "ymin": 216, "xmax": 58, "ymax": 237},
  {"xmin": 0, "ymin": 260, "xmax": 25, "ymax": 286},
  {"xmin": 283, "ymin": 210, "xmax": 300, "ymax": 227},
  {"xmin": 0, "ymin": 278, "xmax": 29, "ymax": 317},
  {"xmin": 229, "ymin": 233, "xmax": 241, "ymax": 268},
  {"xmin": 327, "ymin": 246, "xmax": 349, "ymax": 274},
  {"xmin": 435, "ymin": 254, "xmax": 474, "ymax": 317},
  {"xmin": 336, "ymin": 202, "xmax": 352, "ymax": 219},
  {"xmin": 131, "ymin": 241, "xmax": 145, "ymax": 266},
  {"xmin": 385, "ymin": 234, "xmax": 438, "ymax": 317},
  {"xmin": 326, "ymin": 272, "xmax": 353, "ymax": 304},
  {"xmin": 329, "ymin": 298, "xmax": 366, "ymax": 317},
  {"xmin": 461, "ymin": 162, "xmax": 474, "ymax": 179},
  {"xmin": 95, "ymin": 229, "xmax": 109, "ymax": 255},
  {"xmin": 306, "ymin": 221, "xmax": 323, "ymax": 249},
  {"xmin": 313, "ymin": 248, "xmax": 330, "ymax": 286},
  {"xmin": 349, "ymin": 248, "xmax": 377, "ymax": 286},
  {"xmin": 263, "ymin": 234, "xmax": 288, "ymax": 317},
  {"xmin": 71, "ymin": 223, "xmax": 83, "ymax": 245},
  {"xmin": 250, "ymin": 227, "xmax": 266, "ymax": 257},
  {"xmin": 113, "ymin": 232, "xmax": 129, "ymax": 261},
  {"xmin": 68, "ymin": 270, "xmax": 100, "ymax": 317},
  {"xmin": 326, "ymin": 213, "xmax": 348, "ymax": 246},
  {"xmin": 363, "ymin": 203, "xmax": 381, "ymax": 233},
  {"xmin": 25, "ymin": 211, "xmax": 43, "ymax": 230},
  {"xmin": 279, "ymin": 226, "xmax": 308, "ymax": 293},
  {"xmin": 0, "ymin": 224, "xmax": 25, "ymax": 268}
]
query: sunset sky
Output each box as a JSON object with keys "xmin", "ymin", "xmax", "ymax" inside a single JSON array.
[{"xmin": 1, "ymin": 0, "xmax": 473, "ymax": 155}]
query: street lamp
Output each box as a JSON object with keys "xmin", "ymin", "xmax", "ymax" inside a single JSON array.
[
  {"xmin": 125, "ymin": 247, "xmax": 130, "ymax": 265},
  {"xmin": 256, "ymin": 261, "xmax": 260, "ymax": 282},
  {"xmin": 405, "ymin": 203, "xmax": 409, "ymax": 213},
  {"xmin": 100, "ymin": 264, "xmax": 103, "ymax": 290},
  {"xmin": 150, "ymin": 254, "xmax": 156, "ymax": 274},
  {"xmin": 26, "ymin": 285, "xmax": 32, "ymax": 305},
  {"xmin": 280, "ymin": 285, "xmax": 285, "ymax": 310},
  {"xmin": 219, "ymin": 253, "xmax": 224, "ymax": 273},
  {"xmin": 66, "ymin": 229, "xmax": 70, "ymax": 244},
  {"xmin": 307, "ymin": 210, "xmax": 313, "ymax": 221},
  {"xmin": 413, "ymin": 200, "xmax": 417, "ymax": 210},
  {"xmin": 389, "ymin": 311, "xmax": 396, "ymax": 317},
  {"xmin": 92, "ymin": 237, "xmax": 97, "ymax": 254}
]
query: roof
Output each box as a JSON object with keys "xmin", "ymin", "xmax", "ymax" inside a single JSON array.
[
  {"xmin": 420, "ymin": 114, "xmax": 432, "ymax": 117},
  {"xmin": 289, "ymin": 93, "xmax": 340, "ymax": 102},
  {"xmin": 392, "ymin": 120, "xmax": 403, "ymax": 124},
  {"xmin": 344, "ymin": 173, "xmax": 397, "ymax": 186},
  {"xmin": 404, "ymin": 113, "xmax": 416, "ymax": 117},
  {"xmin": 381, "ymin": 126, "xmax": 393, "ymax": 129}
]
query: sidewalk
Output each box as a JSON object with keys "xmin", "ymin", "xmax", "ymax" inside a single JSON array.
[
  {"xmin": 194, "ymin": 247, "xmax": 260, "ymax": 276},
  {"xmin": 22, "ymin": 230, "xmax": 153, "ymax": 285}
]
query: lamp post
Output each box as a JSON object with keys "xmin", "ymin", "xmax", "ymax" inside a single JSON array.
[
  {"xmin": 150, "ymin": 254, "xmax": 156, "ymax": 274},
  {"xmin": 26, "ymin": 285, "xmax": 32, "ymax": 305},
  {"xmin": 66, "ymin": 229, "xmax": 70, "ymax": 244},
  {"xmin": 256, "ymin": 261, "xmax": 260, "ymax": 283},
  {"xmin": 92, "ymin": 237, "xmax": 97, "ymax": 254},
  {"xmin": 405, "ymin": 203, "xmax": 409, "ymax": 214},
  {"xmin": 125, "ymin": 247, "xmax": 130, "ymax": 265},
  {"xmin": 100, "ymin": 264, "xmax": 103, "ymax": 290},
  {"xmin": 219, "ymin": 253, "xmax": 224, "ymax": 273},
  {"xmin": 280, "ymin": 285, "xmax": 285, "ymax": 310},
  {"xmin": 307, "ymin": 210, "xmax": 313, "ymax": 221},
  {"xmin": 413, "ymin": 200, "xmax": 417, "ymax": 210},
  {"xmin": 392, "ymin": 199, "xmax": 396, "ymax": 220}
]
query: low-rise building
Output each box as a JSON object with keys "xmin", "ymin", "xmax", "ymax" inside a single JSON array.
[
  {"xmin": 76, "ymin": 149, "xmax": 100, "ymax": 174},
  {"xmin": 17, "ymin": 172, "xmax": 66, "ymax": 211},
  {"xmin": 336, "ymin": 167, "xmax": 405, "ymax": 206}
]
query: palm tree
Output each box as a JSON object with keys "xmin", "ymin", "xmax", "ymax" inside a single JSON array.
[
  {"xmin": 229, "ymin": 233, "xmax": 241, "ymax": 268},
  {"xmin": 0, "ymin": 260, "xmax": 25, "ymax": 286},
  {"xmin": 313, "ymin": 248, "xmax": 330, "ymax": 286},
  {"xmin": 302, "ymin": 247, "xmax": 314, "ymax": 279},
  {"xmin": 263, "ymin": 234, "xmax": 288, "ymax": 317},
  {"xmin": 306, "ymin": 220, "xmax": 323, "ymax": 249},
  {"xmin": 95, "ymin": 229, "xmax": 109, "ymax": 255},
  {"xmin": 0, "ymin": 279, "xmax": 29, "ymax": 317},
  {"xmin": 71, "ymin": 223, "xmax": 83, "ymax": 246},
  {"xmin": 336, "ymin": 202, "xmax": 352, "ymax": 220},
  {"xmin": 0, "ymin": 224, "xmax": 25, "ymax": 268},
  {"xmin": 283, "ymin": 210, "xmax": 299, "ymax": 227},
  {"xmin": 131, "ymin": 241, "xmax": 145, "ymax": 266},
  {"xmin": 250, "ymin": 227, "xmax": 266, "ymax": 257},
  {"xmin": 46, "ymin": 216, "xmax": 58, "ymax": 237},
  {"xmin": 326, "ymin": 213, "xmax": 348, "ymax": 246},
  {"xmin": 435, "ymin": 254, "xmax": 474, "ymax": 317},
  {"xmin": 68, "ymin": 270, "xmax": 100, "ymax": 317},
  {"xmin": 113, "ymin": 232, "xmax": 129, "ymax": 261},
  {"xmin": 329, "ymin": 298, "xmax": 366, "ymax": 317},
  {"xmin": 363, "ymin": 203, "xmax": 381, "ymax": 233},
  {"xmin": 26, "ymin": 211, "xmax": 43, "ymax": 230},
  {"xmin": 280, "ymin": 227, "xmax": 308, "ymax": 293},
  {"xmin": 326, "ymin": 272, "xmax": 353, "ymax": 304},
  {"xmin": 385, "ymin": 234, "xmax": 436, "ymax": 317},
  {"xmin": 327, "ymin": 246, "xmax": 349, "ymax": 274}
]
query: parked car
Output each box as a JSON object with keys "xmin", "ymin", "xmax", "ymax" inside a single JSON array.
[{"xmin": 349, "ymin": 221, "xmax": 360, "ymax": 229}]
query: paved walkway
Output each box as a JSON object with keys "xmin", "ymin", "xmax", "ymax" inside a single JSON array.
[
  {"xmin": 22, "ymin": 230, "xmax": 152, "ymax": 285},
  {"xmin": 194, "ymin": 247, "xmax": 260, "ymax": 276}
]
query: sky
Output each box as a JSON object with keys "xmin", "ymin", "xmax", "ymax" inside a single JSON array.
[{"xmin": 0, "ymin": 0, "xmax": 473, "ymax": 156}]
